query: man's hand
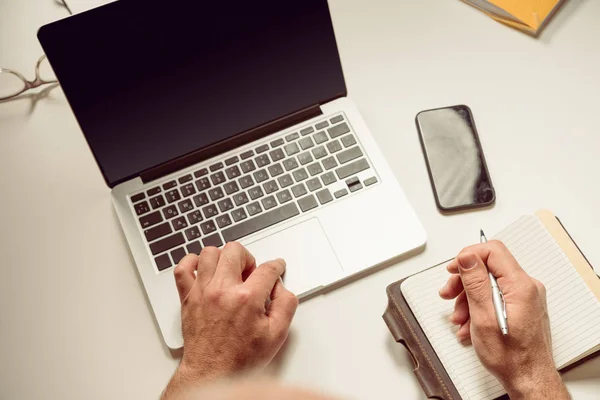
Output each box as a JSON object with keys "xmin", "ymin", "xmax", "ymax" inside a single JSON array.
[
  {"xmin": 439, "ymin": 240, "xmax": 570, "ymax": 400},
  {"xmin": 162, "ymin": 242, "xmax": 298, "ymax": 399}
]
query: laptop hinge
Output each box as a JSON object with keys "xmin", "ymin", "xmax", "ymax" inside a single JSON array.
[{"xmin": 140, "ymin": 104, "xmax": 323, "ymax": 184}]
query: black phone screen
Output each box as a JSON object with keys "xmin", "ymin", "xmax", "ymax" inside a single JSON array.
[{"xmin": 416, "ymin": 105, "xmax": 495, "ymax": 212}]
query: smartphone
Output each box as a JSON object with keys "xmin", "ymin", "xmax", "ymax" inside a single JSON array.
[{"xmin": 415, "ymin": 105, "xmax": 495, "ymax": 212}]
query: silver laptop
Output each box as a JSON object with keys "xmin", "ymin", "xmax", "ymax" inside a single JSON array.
[{"xmin": 38, "ymin": 0, "xmax": 426, "ymax": 348}]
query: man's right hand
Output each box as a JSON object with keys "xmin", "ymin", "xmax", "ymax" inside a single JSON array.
[{"xmin": 439, "ymin": 240, "xmax": 570, "ymax": 400}]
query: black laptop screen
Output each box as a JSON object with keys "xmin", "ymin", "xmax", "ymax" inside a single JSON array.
[{"xmin": 38, "ymin": 0, "xmax": 346, "ymax": 187}]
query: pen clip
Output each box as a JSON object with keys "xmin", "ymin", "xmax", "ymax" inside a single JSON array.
[{"xmin": 499, "ymin": 290, "xmax": 507, "ymax": 319}]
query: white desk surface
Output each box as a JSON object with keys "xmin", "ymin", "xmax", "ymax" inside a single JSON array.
[{"xmin": 1, "ymin": 0, "xmax": 599, "ymax": 399}]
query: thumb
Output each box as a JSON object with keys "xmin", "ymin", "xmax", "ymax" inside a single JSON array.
[{"xmin": 457, "ymin": 252, "xmax": 493, "ymax": 320}]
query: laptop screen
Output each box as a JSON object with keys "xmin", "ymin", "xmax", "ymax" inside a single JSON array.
[{"xmin": 39, "ymin": 0, "xmax": 346, "ymax": 187}]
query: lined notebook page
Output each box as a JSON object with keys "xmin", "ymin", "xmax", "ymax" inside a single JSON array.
[{"xmin": 401, "ymin": 215, "xmax": 600, "ymax": 400}]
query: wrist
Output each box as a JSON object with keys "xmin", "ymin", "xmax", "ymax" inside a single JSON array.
[{"xmin": 505, "ymin": 367, "xmax": 569, "ymax": 400}]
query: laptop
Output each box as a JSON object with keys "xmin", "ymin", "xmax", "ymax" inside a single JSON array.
[{"xmin": 38, "ymin": 0, "xmax": 426, "ymax": 349}]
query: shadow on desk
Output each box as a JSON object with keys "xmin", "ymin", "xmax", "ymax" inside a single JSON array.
[
  {"xmin": 0, "ymin": 83, "xmax": 61, "ymax": 117},
  {"xmin": 540, "ymin": 0, "xmax": 589, "ymax": 43}
]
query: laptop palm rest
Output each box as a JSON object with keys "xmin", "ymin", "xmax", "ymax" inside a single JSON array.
[{"xmin": 245, "ymin": 218, "xmax": 343, "ymax": 296}]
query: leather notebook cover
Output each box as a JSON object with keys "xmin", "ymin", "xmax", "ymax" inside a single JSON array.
[{"xmin": 383, "ymin": 211, "xmax": 600, "ymax": 400}]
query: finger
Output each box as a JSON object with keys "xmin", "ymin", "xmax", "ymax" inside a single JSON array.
[
  {"xmin": 196, "ymin": 246, "xmax": 221, "ymax": 286},
  {"xmin": 456, "ymin": 319, "xmax": 471, "ymax": 342},
  {"xmin": 450, "ymin": 291, "xmax": 470, "ymax": 326},
  {"xmin": 439, "ymin": 274, "xmax": 464, "ymax": 299},
  {"xmin": 448, "ymin": 241, "xmax": 527, "ymax": 280},
  {"xmin": 173, "ymin": 254, "xmax": 199, "ymax": 302},
  {"xmin": 213, "ymin": 242, "xmax": 256, "ymax": 285},
  {"xmin": 245, "ymin": 259, "xmax": 286, "ymax": 300},
  {"xmin": 456, "ymin": 252, "xmax": 494, "ymax": 322},
  {"xmin": 267, "ymin": 279, "xmax": 298, "ymax": 340}
]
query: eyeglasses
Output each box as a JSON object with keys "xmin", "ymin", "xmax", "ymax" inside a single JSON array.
[{"xmin": 0, "ymin": 55, "xmax": 59, "ymax": 101}]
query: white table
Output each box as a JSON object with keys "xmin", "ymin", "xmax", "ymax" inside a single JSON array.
[{"xmin": 1, "ymin": 0, "xmax": 599, "ymax": 399}]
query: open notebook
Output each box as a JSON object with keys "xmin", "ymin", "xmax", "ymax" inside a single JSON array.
[{"xmin": 383, "ymin": 210, "xmax": 600, "ymax": 400}]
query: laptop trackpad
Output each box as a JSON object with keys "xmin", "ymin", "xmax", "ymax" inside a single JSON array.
[{"xmin": 245, "ymin": 218, "xmax": 342, "ymax": 296}]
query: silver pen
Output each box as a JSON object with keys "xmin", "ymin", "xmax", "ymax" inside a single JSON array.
[{"xmin": 480, "ymin": 230, "xmax": 509, "ymax": 335}]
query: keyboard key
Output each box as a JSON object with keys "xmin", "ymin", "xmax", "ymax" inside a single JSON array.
[
  {"xmin": 195, "ymin": 178, "xmax": 211, "ymax": 191},
  {"xmin": 276, "ymin": 189, "xmax": 293, "ymax": 203},
  {"xmin": 322, "ymin": 156, "xmax": 338, "ymax": 170},
  {"xmin": 312, "ymin": 146, "xmax": 328, "ymax": 159},
  {"xmin": 285, "ymin": 132, "xmax": 299, "ymax": 142},
  {"xmin": 300, "ymin": 127, "xmax": 315, "ymax": 136},
  {"xmin": 277, "ymin": 174, "xmax": 294, "ymax": 188},
  {"xmin": 149, "ymin": 195, "xmax": 166, "ymax": 209},
  {"xmin": 316, "ymin": 121, "xmax": 329, "ymax": 129},
  {"xmin": 269, "ymin": 148, "xmax": 285, "ymax": 162},
  {"xmin": 306, "ymin": 177, "xmax": 322, "ymax": 192},
  {"xmin": 147, "ymin": 186, "xmax": 161, "ymax": 196},
  {"xmin": 216, "ymin": 214, "xmax": 232, "ymax": 228},
  {"xmin": 140, "ymin": 211, "xmax": 163, "ymax": 229},
  {"xmin": 270, "ymin": 138, "xmax": 285, "ymax": 148},
  {"xmin": 194, "ymin": 168, "xmax": 208, "ymax": 178},
  {"xmin": 255, "ymin": 154, "xmax": 270, "ymax": 168},
  {"xmin": 162, "ymin": 205, "xmax": 179, "ymax": 219},
  {"xmin": 298, "ymin": 195, "xmax": 318, "ymax": 212},
  {"xmin": 253, "ymin": 169, "xmax": 269, "ymax": 183},
  {"xmin": 222, "ymin": 203, "xmax": 300, "ymax": 242},
  {"xmin": 224, "ymin": 181, "xmax": 240, "ymax": 195},
  {"xmin": 239, "ymin": 175, "xmax": 254, "ymax": 189},
  {"xmin": 364, "ymin": 176, "xmax": 378, "ymax": 186},
  {"xmin": 150, "ymin": 232, "xmax": 185, "ymax": 255},
  {"xmin": 263, "ymin": 180, "xmax": 279, "ymax": 194},
  {"xmin": 225, "ymin": 165, "xmax": 241, "ymax": 180},
  {"xmin": 328, "ymin": 122, "xmax": 350, "ymax": 138},
  {"xmin": 187, "ymin": 241, "xmax": 202, "ymax": 255},
  {"xmin": 291, "ymin": 183, "xmax": 307, "ymax": 198},
  {"xmin": 349, "ymin": 181, "xmax": 363, "ymax": 192},
  {"xmin": 134, "ymin": 201, "xmax": 150, "ymax": 216},
  {"xmin": 326, "ymin": 140, "xmax": 342, "ymax": 153},
  {"xmin": 307, "ymin": 162, "xmax": 323, "ymax": 176},
  {"xmin": 178, "ymin": 199, "xmax": 194, "ymax": 213},
  {"xmin": 208, "ymin": 187, "xmax": 224, "ymax": 201},
  {"xmin": 293, "ymin": 168, "xmax": 308, "ymax": 182},
  {"xmin": 282, "ymin": 158, "xmax": 299, "ymax": 171},
  {"xmin": 231, "ymin": 208, "xmax": 248, "ymax": 222},
  {"xmin": 284, "ymin": 142, "xmax": 300, "ymax": 156},
  {"xmin": 172, "ymin": 216, "xmax": 188, "ymax": 231},
  {"xmin": 217, "ymin": 198, "xmax": 234, "ymax": 213},
  {"xmin": 225, "ymin": 156, "xmax": 239, "ymax": 166},
  {"xmin": 181, "ymin": 183, "xmax": 196, "ymax": 197},
  {"xmin": 155, "ymin": 254, "xmax": 172, "ymax": 271},
  {"xmin": 210, "ymin": 162, "xmax": 224, "ymax": 172},
  {"xmin": 193, "ymin": 193, "xmax": 209, "ymax": 207},
  {"xmin": 334, "ymin": 188, "xmax": 348, "ymax": 198},
  {"xmin": 131, "ymin": 193, "xmax": 145, "ymax": 203},
  {"xmin": 298, "ymin": 152, "xmax": 313, "ymax": 165},
  {"xmin": 202, "ymin": 233, "xmax": 223, "ymax": 248},
  {"xmin": 255, "ymin": 144, "xmax": 269, "ymax": 153},
  {"xmin": 248, "ymin": 186, "xmax": 264, "ymax": 200},
  {"xmin": 185, "ymin": 226, "xmax": 201, "ymax": 241},
  {"xmin": 240, "ymin": 160, "xmax": 256, "ymax": 173},
  {"xmin": 187, "ymin": 210, "xmax": 203, "ymax": 224},
  {"xmin": 313, "ymin": 131, "xmax": 328, "ymax": 144},
  {"xmin": 145, "ymin": 222, "xmax": 172, "ymax": 242},
  {"xmin": 240, "ymin": 150, "xmax": 254, "ymax": 160},
  {"xmin": 321, "ymin": 172, "xmax": 337, "ymax": 186},
  {"xmin": 202, "ymin": 204, "xmax": 219, "ymax": 219},
  {"xmin": 178, "ymin": 174, "xmax": 192, "ymax": 184},
  {"xmin": 246, "ymin": 202, "xmax": 262, "ymax": 216},
  {"xmin": 316, "ymin": 189, "xmax": 333, "ymax": 205},
  {"xmin": 337, "ymin": 146, "xmax": 363, "ymax": 164},
  {"xmin": 261, "ymin": 195, "xmax": 278, "ymax": 210},
  {"xmin": 268, "ymin": 163, "xmax": 284, "ymax": 177},
  {"xmin": 200, "ymin": 220, "xmax": 217, "ymax": 235},
  {"xmin": 336, "ymin": 158, "xmax": 370, "ymax": 179},
  {"xmin": 299, "ymin": 137, "xmax": 314, "ymax": 150},
  {"xmin": 163, "ymin": 180, "xmax": 177, "ymax": 189},
  {"xmin": 233, "ymin": 192, "xmax": 249, "ymax": 206},
  {"xmin": 171, "ymin": 248, "xmax": 187, "ymax": 264},
  {"xmin": 211, "ymin": 171, "xmax": 226, "ymax": 185},
  {"xmin": 341, "ymin": 134, "xmax": 357, "ymax": 148},
  {"xmin": 165, "ymin": 189, "xmax": 181, "ymax": 204},
  {"xmin": 330, "ymin": 115, "xmax": 344, "ymax": 124}
]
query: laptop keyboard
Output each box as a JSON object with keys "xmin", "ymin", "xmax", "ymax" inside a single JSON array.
[{"xmin": 129, "ymin": 114, "xmax": 378, "ymax": 272}]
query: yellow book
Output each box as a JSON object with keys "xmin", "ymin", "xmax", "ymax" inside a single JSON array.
[{"xmin": 462, "ymin": 0, "xmax": 565, "ymax": 36}]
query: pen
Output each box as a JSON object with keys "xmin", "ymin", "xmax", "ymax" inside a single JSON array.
[{"xmin": 480, "ymin": 230, "xmax": 509, "ymax": 335}]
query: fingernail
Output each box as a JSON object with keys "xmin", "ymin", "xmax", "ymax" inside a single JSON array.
[
  {"xmin": 275, "ymin": 258, "xmax": 286, "ymax": 268},
  {"xmin": 458, "ymin": 253, "xmax": 478, "ymax": 270},
  {"xmin": 438, "ymin": 283, "xmax": 447, "ymax": 295}
]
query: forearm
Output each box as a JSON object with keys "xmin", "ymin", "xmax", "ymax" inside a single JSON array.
[{"xmin": 506, "ymin": 369, "xmax": 570, "ymax": 400}]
